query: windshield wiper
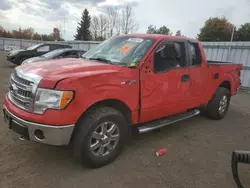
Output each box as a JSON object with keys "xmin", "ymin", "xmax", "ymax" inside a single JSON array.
[{"xmin": 88, "ymin": 57, "xmax": 115, "ymax": 65}]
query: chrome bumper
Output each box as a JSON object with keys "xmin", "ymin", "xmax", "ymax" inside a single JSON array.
[{"xmin": 3, "ymin": 105, "xmax": 75, "ymax": 146}]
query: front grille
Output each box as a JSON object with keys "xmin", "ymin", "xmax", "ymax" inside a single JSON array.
[
  {"xmin": 8, "ymin": 70, "xmax": 34, "ymax": 111},
  {"xmin": 9, "ymin": 93, "xmax": 30, "ymax": 108},
  {"xmin": 17, "ymin": 88, "xmax": 32, "ymax": 98},
  {"xmin": 13, "ymin": 71, "xmax": 33, "ymax": 86}
]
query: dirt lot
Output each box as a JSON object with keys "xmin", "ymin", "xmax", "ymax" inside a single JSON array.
[{"xmin": 0, "ymin": 52, "xmax": 250, "ymax": 188}]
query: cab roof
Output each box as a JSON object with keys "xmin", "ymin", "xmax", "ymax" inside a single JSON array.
[{"xmin": 117, "ymin": 33, "xmax": 199, "ymax": 42}]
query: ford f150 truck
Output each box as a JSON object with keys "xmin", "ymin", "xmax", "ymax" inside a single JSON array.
[{"xmin": 3, "ymin": 34, "xmax": 242, "ymax": 168}]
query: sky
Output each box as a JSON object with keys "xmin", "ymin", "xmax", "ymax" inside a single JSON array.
[{"xmin": 0, "ymin": 0, "xmax": 250, "ymax": 40}]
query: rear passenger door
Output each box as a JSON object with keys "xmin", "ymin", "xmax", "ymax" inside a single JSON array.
[{"xmin": 186, "ymin": 41, "xmax": 208, "ymax": 107}]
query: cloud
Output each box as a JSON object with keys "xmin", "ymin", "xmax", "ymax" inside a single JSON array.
[
  {"xmin": 1, "ymin": 0, "xmax": 250, "ymax": 40},
  {"xmin": 97, "ymin": 0, "xmax": 138, "ymax": 7},
  {"xmin": 0, "ymin": 0, "xmax": 12, "ymax": 10},
  {"xmin": 46, "ymin": 7, "xmax": 69, "ymax": 21},
  {"xmin": 40, "ymin": 0, "xmax": 61, "ymax": 10},
  {"xmin": 0, "ymin": 11, "xmax": 7, "ymax": 21}
]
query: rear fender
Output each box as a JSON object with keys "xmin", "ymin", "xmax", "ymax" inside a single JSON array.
[{"xmin": 220, "ymin": 73, "xmax": 234, "ymax": 94}]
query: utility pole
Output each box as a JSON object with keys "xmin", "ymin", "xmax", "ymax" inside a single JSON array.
[
  {"xmin": 64, "ymin": 18, "xmax": 66, "ymax": 36},
  {"xmin": 226, "ymin": 26, "xmax": 235, "ymax": 62}
]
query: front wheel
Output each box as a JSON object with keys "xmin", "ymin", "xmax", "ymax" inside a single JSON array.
[
  {"xmin": 205, "ymin": 87, "xmax": 231, "ymax": 120},
  {"xmin": 72, "ymin": 107, "xmax": 128, "ymax": 168}
]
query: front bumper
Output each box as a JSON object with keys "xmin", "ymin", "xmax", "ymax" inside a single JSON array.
[
  {"xmin": 6, "ymin": 55, "xmax": 16, "ymax": 64},
  {"xmin": 3, "ymin": 105, "xmax": 75, "ymax": 146}
]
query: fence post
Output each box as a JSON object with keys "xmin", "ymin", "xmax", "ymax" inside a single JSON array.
[{"xmin": 3, "ymin": 38, "xmax": 5, "ymax": 51}]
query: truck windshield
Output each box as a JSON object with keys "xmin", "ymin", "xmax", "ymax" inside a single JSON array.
[{"xmin": 82, "ymin": 36, "xmax": 155, "ymax": 67}]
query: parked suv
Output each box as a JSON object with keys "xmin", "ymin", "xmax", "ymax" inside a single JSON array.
[
  {"xmin": 22, "ymin": 48, "xmax": 86, "ymax": 65},
  {"xmin": 6, "ymin": 43, "xmax": 72, "ymax": 65}
]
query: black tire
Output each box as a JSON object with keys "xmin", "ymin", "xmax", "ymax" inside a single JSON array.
[
  {"xmin": 205, "ymin": 87, "xmax": 231, "ymax": 120},
  {"xmin": 72, "ymin": 107, "xmax": 128, "ymax": 168}
]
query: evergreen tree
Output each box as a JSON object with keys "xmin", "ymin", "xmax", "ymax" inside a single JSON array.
[
  {"xmin": 74, "ymin": 9, "xmax": 92, "ymax": 41},
  {"xmin": 175, "ymin": 30, "xmax": 182, "ymax": 36}
]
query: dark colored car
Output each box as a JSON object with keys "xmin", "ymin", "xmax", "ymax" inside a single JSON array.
[
  {"xmin": 6, "ymin": 43, "xmax": 72, "ymax": 65},
  {"xmin": 22, "ymin": 48, "xmax": 87, "ymax": 65}
]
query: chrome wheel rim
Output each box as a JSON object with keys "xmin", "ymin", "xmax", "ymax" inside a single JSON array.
[
  {"xmin": 90, "ymin": 121, "xmax": 120, "ymax": 157},
  {"xmin": 218, "ymin": 95, "xmax": 228, "ymax": 114}
]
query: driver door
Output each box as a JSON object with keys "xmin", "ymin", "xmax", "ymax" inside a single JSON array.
[{"xmin": 140, "ymin": 40, "xmax": 191, "ymax": 123}]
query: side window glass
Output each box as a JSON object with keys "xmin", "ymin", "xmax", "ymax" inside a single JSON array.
[
  {"xmin": 37, "ymin": 45, "xmax": 50, "ymax": 52},
  {"xmin": 78, "ymin": 51, "xmax": 86, "ymax": 57},
  {"xmin": 50, "ymin": 45, "xmax": 57, "ymax": 50},
  {"xmin": 189, "ymin": 43, "xmax": 202, "ymax": 66},
  {"xmin": 154, "ymin": 42, "xmax": 185, "ymax": 73},
  {"xmin": 69, "ymin": 51, "xmax": 78, "ymax": 58},
  {"xmin": 64, "ymin": 51, "xmax": 78, "ymax": 58}
]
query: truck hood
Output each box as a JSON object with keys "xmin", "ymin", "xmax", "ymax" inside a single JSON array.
[{"xmin": 19, "ymin": 58, "xmax": 123, "ymax": 81}]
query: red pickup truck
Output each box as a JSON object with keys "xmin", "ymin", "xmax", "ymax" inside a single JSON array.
[{"xmin": 3, "ymin": 34, "xmax": 242, "ymax": 167}]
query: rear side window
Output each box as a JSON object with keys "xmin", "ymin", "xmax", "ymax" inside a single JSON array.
[
  {"xmin": 189, "ymin": 43, "xmax": 202, "ymax": 66},
  {"xmin": 37, "ymin": 45, "xmax": 50, "ymax": 52},
  {"xmin": 64, "ymin": 51, "xmax": 78, "ymax": 58}
]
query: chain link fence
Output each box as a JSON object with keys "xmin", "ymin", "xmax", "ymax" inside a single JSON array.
[{"xmin": 0, "ymin": 37, "xmax": 101, "ymax": 52}]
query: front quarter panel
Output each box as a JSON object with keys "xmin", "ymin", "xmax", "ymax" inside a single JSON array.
[{"xmin": 55, "ymin": 68, "xmax": 140, "ymax": 124}]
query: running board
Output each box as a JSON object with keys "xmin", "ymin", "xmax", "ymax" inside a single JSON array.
[{"xmin": 138, "ymin": 109, "xmax": 200, "ymax": 134}]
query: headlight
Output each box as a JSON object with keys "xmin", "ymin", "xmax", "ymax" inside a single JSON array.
[
  {"xmin": 33, "ymin": 88, "xmax": 74, "ymax": 114},
  {"xmin": 10, "ymin": 51, "xmax": 18, "ymax": 56}
]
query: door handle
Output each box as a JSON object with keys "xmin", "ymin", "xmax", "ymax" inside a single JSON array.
[{"xmin": 181, "ymin": 74, "xmax": 190, "ymax": 82}]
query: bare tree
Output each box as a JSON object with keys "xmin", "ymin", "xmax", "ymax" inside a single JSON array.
[
  {"xmin": 104, "ymin": 6, "xmax": 119, "ymax": 37},
  {"xmin": 99, "ymin": 14, "xmax": 108, "ymax": 39},
  {"xmin": 91, "ymin": 16, "xmax": 100, "ymax": 40},
  {"xmin": 114, "ymin": 12, "xmax": 122, "ymax": 35},
  {"xmin": 90, "ymin": 14, "xmax": 108, "ymax": 40},
  {"xmin": 121, "ymin": 4, "xmax": 138, "ymax": 34}
]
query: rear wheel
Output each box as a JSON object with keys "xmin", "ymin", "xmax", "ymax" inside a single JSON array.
[
  {"xmin": 205, "ymin": 87, "xmax": 231, "ymax": 120},
  {"xmin": 72, "ymin": 107, "xmax": 128, "ymax": 168}
]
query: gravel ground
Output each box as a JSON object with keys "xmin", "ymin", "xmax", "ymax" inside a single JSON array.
[{"xmin": 0, "ymin": 52, "xmax": 250, "ymax": 188}]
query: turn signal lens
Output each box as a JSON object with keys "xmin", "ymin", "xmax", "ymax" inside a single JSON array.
[{"xmin": 60, "ymin": 91, "xmax": 74, "ymax": 109}]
